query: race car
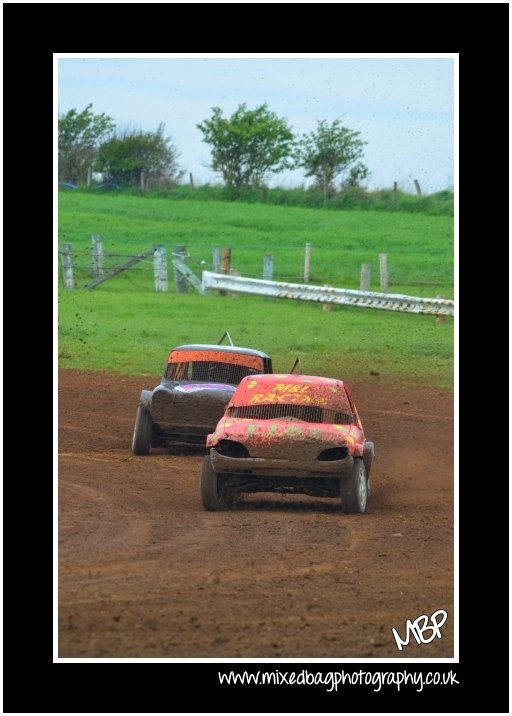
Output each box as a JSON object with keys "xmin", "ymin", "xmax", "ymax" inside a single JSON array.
[
  {"xmin": 201, "ymin": 373, "xmax": 375, "ymax": 513},
  {"xmin": 132, "ymin": 341, "xmax": 272, "ymax": 454}
]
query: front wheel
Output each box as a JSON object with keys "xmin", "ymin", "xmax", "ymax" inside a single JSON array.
[
  {"xmin": 200, "ymin": 455, "xmax": 230, "ymax": 510},
  {"xmin": 340, "ymin": 457, "xmax": 368, "ymax": 514},
  {"xmin": 363, "ymin": 441, "xmax": 375, "ymax": 496},
  {"xmin": 132, "ymin": 406, "xmax": 152, "ymax": 455}
]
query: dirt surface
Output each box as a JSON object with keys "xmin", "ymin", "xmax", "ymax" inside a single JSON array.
[{"xmin": 59, "ymin": 369, "xmax": 454, "ymax": 659}]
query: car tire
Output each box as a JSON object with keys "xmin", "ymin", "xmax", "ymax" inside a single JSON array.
[
  {"xmin": 363, "ymin": 440, "xmax": 375, "ymax": 497},
  {"xmin": 132, "ymin": 406, "xmax": 152, "ymax": 455},
  {"xmin": 340, "ymin": 457, "xmax": 368, "ymax": 514},
  {"xmin": 201, "ymin": 455, "xmax": 229, "ymax": 510}
]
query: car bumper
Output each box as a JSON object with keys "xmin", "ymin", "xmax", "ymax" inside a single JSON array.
[{"xmin": 210, "ymin": 449, "xmax": 354, "ymax": 479}]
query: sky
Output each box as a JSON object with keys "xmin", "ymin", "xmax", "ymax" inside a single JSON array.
[{"xmin": 57, "ymin": 54, "xmax": 455, "ymax": 194}]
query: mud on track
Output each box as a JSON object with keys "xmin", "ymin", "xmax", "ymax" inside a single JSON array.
[{"xmin": 59, "ymin": 369, "xmax": 454, "ymax": 658}]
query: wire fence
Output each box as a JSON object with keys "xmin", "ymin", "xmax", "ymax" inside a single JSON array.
[{"xmin": 58, "ymin": 236, "xmax": 453, "ymax": 308}]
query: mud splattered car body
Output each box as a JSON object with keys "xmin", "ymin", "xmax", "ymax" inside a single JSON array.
[
  {"xmin": 201, "ymin": 374, "xmax": 375, "ymax": 513},
  {"xmin": 132, "ymin": 344, "xmax": 272, "ymax": 453}
]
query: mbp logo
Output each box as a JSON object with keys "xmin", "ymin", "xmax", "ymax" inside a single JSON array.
[{"xmin": 391, "ymin": 609, "xmax": 448, "ymax": 651}]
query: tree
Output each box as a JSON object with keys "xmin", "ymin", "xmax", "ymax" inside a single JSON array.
[
  {"xmin": 197, "ymin": 104, "xmax": 294, "ymax": 190},
  {"xmin": 342, "ymin": 161, "xmax": 369, "ymax": 188},
  {"xmin": 95, "ymin": 124, "xmax": 184, "ymax": 188},
  {"xmin": 58, "ymin": 104, "xmax": 115, "ymax": 184},
  {"xmin": 294, "ymin": 120, "xmax": 368, "ymax": 203}
]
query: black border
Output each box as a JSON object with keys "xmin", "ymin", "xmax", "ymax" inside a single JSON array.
[{"xmin": 3, "ymin": 3, "xmax": 509, "ymax": 714}]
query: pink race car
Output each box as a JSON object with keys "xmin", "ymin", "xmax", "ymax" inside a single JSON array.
[{"xmin": 201, "ymin": 373, "xmax": 375, "ymax": 513}]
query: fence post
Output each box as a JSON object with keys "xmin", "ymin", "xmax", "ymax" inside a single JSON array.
[
  {"xmin": 153, "ymin": 245, "xmax": 168, "ymax": 292},
  {"xmin": 414, "ymin": 179, "xmax": 422, "ymax": 197},
  {"xmin": 219, "ymin": 247, "xmax": 232, "ymax": 297},
  {"xmin": 379, "ymin": 253, "xmax": 388, "ymax": 291},
  {"xmin": 91, "ymin": 234, "xmax": 104, "ymax": 277},
  {"xmin": 262, "ymin": 254, "xmax": 274, "ymax": 301},
  {"xmin": 212, "ymin": 246, "xmax": 220, "ymax": 273},
  {"xmin": 360, "ymin": 263, "xmax": 371, "ymax": 291},
  {"xmin": 87, "ymin": 167, "xmax": 92, "ymax": 187},
  {"xmin": 173, "ymin": 245, "xmax": 188, "ymax": 293},
  {"xmin": 140, "ymin": 171, "xmax": 146, "ymax": 193},
  {"xmin": 304, "ymin": 242, "xmax": 311, "ymax": 282},
  {"xmin": 393, "ymin": 181, "xmax": 398, "ymax": 205},
  {"xmin": 61, "ymin": 243, "xmax": 75, "ymax": 289},
  {"xmin": 263, "ymin": 254, "xmax": 274, "ymax": 281},
  {"xmin": 221, "ymin": 247, "xmax": 231, "ymax": 274},
  {"xmin": 189, "ymin": 172, "xmax": 194, "ymax": 190}
]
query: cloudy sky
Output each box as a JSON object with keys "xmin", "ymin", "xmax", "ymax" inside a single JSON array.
[{"xmin": 57, "ymin": 54, "xmax": 455, "ymax": 193}]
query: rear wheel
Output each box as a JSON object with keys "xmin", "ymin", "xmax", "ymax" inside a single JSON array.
[
  {"xmin": 132, "ymin": 406, "xmax": 152, "ymax": 455},
  {"xmin": 340, "ymin": 457, "xmax": 367, "ymax": 514},
  {"xmin": 201, "ymin": 455, "xmax": 230, "ymax": 510}
]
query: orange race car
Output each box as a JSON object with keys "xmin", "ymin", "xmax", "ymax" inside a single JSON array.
[
  {"xmin": 132, "ymin": 339, "xmax": 272, "ymax": 454},
  {"xmin": 201, "ymin": 373, "xmax": 375, "ymax": 513}
]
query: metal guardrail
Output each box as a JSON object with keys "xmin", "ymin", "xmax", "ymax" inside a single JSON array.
[
  {"xmin": 202, "ymin": 272, "xmax": 454, "ymax": 316},
  {"xmin": 172, "ymin": 257, "xmax": 205, "ymax": 294}
]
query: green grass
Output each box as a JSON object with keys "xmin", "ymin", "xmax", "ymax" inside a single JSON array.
[
  {"xmin": 58, "ymin": 193, "xmax": 453, "ymax": 387},
  {"xmin": 59, "ymin": 193, "xmax": 453, "ymax": 293}
]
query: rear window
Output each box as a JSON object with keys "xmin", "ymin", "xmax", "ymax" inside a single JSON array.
[
  {"xmin": 165, "ymin": 359, "xmax": 261, "ymax": 385},
  {"xmin": 228, "ymin": 402, "xmax": 353, "ymax": 425},
  {"xmin": 168, "ymin": 349, "xmax": 264, "ymax": 371},
  {"xmin": 230, "ymin": 379, "xmax": 353, "ymax": 415}
]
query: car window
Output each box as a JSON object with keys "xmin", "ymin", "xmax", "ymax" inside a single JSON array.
[
  {"xmin": 168, "ymin": 349, "xmax": 265, "ymax": 371},
  {"xmin": 231, "ymin": 379, "xmax": 353, "ymax": 415},
  {"xmin": 166, "ymin": 360, "xmax": 258, "ymax": 385},
  {"xmin": 228, "ymin": 403, "xmax": 352, "ymax": 425}
]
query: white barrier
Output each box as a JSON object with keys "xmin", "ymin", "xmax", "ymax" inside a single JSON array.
[{"xmin": 202, "ymin": 271, "xmax": 454, "ymax": 317}]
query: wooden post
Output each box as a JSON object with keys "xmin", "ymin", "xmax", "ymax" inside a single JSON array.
[
  {"xmin": 173, "ymin": 245, "xmax": 188, "ymax": 293},
  {"xmin": 414, "ymin": 179, "xmax": 422, "ymax": 197},
  {"xmin": 221, "ymin": 247, "xmax": 231, "ymax": 274},
  {"xmin": 189, "ymin": 172, "xmax": 194, "ymax": 190},
  {"xmin": 61, "ymin": 243, "xmax": 75, "ymax": 289},
  {"xmin": 393, "ymin": 181, "xmax": 397, "ymax": 205},
  {"xmin": 212, "ymin": 246, "xmax": 220, "ymax": 273},
  {"xmin": 360, "ymin": 263, "xmax": 371, "ymax": 291},
  {"xmin": 263, "ymin": 254, "xmax": 274, "ymax": 281},
  {"xmin": 140, "ymin": 171, "xmax": 146, "ymax": 193},
  {"xmin": 91, "ymin": 234, "xmax": 104, "ymax": 277},
  {"xmin": 219, "ymin": 247, "xmax": 231, "ymax": 297},
  {"xmin": 436, "ymin": 295, "xmax": 447, "ymax": 324},
  {"xmin": 304, "ymin": 242, "xmax": 311, "ymax": 282},
  {"xmin": 379, "ymin": 253, "xmax": 388, "ymax": 291},
  {"xmin": 153, "ymin": 245, "xmax": 168, "ymax": 292},
  {"xmin": 87, "ymin": 167, "xmax": 92, "ymax": 187}
]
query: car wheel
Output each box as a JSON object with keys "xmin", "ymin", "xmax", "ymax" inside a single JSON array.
[
  {"xmin": 201, "ymin": 455, "xmax": 229, "ymax": 510},
  {"xmin": 340, "ymin": 457, "xmax": 368, "ymax": 514},
  {"xmin": 132, "ymin": 406, "xmax": 152, "ymax": 455},
  {"xmin": 363, "ymin": 440, "xmax": 375, "ymax": 497}
]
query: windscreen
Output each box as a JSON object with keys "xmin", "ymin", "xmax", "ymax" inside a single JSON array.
[{"xmin": 165, "ymin": 350, "xmax": 264, "ymax": 384}]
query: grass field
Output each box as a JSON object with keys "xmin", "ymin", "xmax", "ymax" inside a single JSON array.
[{"xmin": 58, "ymin": 193, "xmax": 454, "ymax": 387}]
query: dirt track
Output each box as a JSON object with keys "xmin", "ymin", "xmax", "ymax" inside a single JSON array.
[{"xmin": 59, "ymin": 369, "xmax": 454, "ymax": 658}]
